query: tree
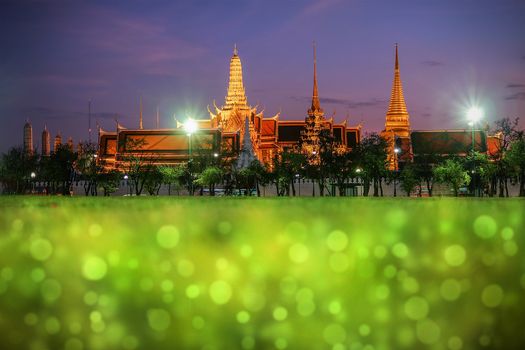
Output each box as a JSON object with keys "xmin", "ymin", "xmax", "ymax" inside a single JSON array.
[
  {"xmin": 159, "ymin": 165, "xmax": 184, "ymax": 196},
  {"xmin": 248, "ymin": 160, "xmax": 271, "ymax": 197},
  {"xmin": 98, "ymin": 170, "xmax": 121, "ymax": 196},
  {"xmin": 195, "ymin": 166, "xmax": 223, "ymax": 196},
  {"xmin": 506, "ymin": 135, "xmax": 525, "ymax": 196},
  {"xmin": 399, "ymin": 164, "xmax": 419, "ymax": 197},
  {"xmin": 120, "ymin": 137, "xmax": 157, "ymax": 196},
  {"xmin": 433, "ymin": 159, "xmax": 471, "ymax": 196},
  {"xmin": 490, "ymin": 117, "xmax": 520, "ymax": 197},
  {"xmin": 463, "ymin": 151, "xmax": 491, "ymax": 196},
  {"xmin": 354, "ymin": 134, "xmax": 388, "ymax": 197},
  {"xmin": 271, "ymin": 150, "xmax": 306, "ymax": 196},
  {"xmin": 75, "ymin": 142, "xmax": 101, "ymax": 196},
  {"xmin": 0, "ymin": 147, "xmax": 38, "ymax": 194},
  {"xmin": 414, "ymin": 153, "xmax": 441, "ymax": 196},
  {"xmin": 45, "ymin": 144, "xmax": 78, "ymax": 195},
  {"xmin": 143, "ymin": 165, "xmax": 163, "ymax": 195}
]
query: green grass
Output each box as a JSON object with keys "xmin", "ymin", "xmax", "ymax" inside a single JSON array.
[{"xmin": 0, "ymin": 197, "xmax": 524, "ymax": 349}]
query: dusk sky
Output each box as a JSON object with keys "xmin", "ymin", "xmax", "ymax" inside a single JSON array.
[{"xmin": 1, "ymin": 0, "xmax": 524, "ymax": 152}]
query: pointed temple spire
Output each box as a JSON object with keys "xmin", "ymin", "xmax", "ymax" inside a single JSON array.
[
  {"xmin": 139, "ymin": 96, "xmax": 143, "ymax": 129},
  {"xmin": 385, "ymin": 43, "xmax": 409, "ymax": 125},
  {"xmin": 225, "ymin": 44, "xmax": 248, "ymax": 109},
  {"xmin": 307, "ymin": 41, "xmax": 323, "ymax": 118},
  {"xmin": 311, "ymin": 41, "xmax": 321, "ymax": 112}
]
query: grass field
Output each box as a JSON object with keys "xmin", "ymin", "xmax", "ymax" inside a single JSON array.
[{"xmin": 0, "ymin": 197, "xmax": 524, "ymax": 349}]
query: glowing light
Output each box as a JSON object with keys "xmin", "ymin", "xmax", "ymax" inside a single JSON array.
[
  {"xmin": 394, "ymin": 147, "xmax": 400, "ymax": 154},
  {"xmin": 355, "ymin": 168, "xmax": 362, "ymax": 173},
  {"xmin": 184, "ymin": 118, "xmax": 198, "ymax": 135},
  {"xmin": 466, "ymin": 107, "xmax": 483, "ymax": 124},
  {"xmin": 30, "ymin": 172, "xmax": 36, "ymax": 179}
]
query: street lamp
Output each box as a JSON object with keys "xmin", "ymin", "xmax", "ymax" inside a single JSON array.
[
  {"xmin": 466, "ymin": 107, "xmax": 483, "ymax": 153},
  {"xmin": 466, "ymin": 107, "xmax": 483, "ymax": 197},
  {"xmin": 30, "ymin": 172, "xmax": 36, "ymax": 194},
  {"xmin": 392, "ymin": 148, "xmax": 401, "ymax": 197},
  {"xmin": 184, "ymin": 118, "xmax": 199, "ymax": 195},
  {"xmin": 123, "ymin": 174, "xmax": 131, "ymax": 195}
]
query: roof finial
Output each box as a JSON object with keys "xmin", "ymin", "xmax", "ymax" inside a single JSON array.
[
  {"xmin": 156, "ymin": 105, "xmax": 160, "ymax": 129},
  {"xmin": 233, "ymin": 43, "xmax": 238, "ymax": 56},
  {"xmin": 139, "ymin": 95, "xmax": 143, "ymax": 129},
  {"xmin": 395, "ymin": 43, "xmax": 399, "ymax": 71}
]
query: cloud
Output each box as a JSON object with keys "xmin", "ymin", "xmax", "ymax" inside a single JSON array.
[
  {"xmin": 505, "ymin": 92, "xmax": 525, "ymax": 100},
  {"xmin": 506, "ymin": 83, "xmax": 525, "ymax": 88},
  {"xmin": 68, "ymin": 6, "xmax": 207, "ymax": 76},
  {"xmin": 291, "ymin": 96, "xmax": 386, "ymax": 109},
  {"xmin": 24, "ymin": 106, "xmax": 123, "ymax": 120},
  {"xmin": 297, "ymin": 0, "xmax": 343, "ymax": 19},
  {"xmin": 421, "ymin": 60, "xmax": 444, "ymax": 67},
  {"xmin": 31, "ymin": 75, "xmax": 109, "ymax": 88}
]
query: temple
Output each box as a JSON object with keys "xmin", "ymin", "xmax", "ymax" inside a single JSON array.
[{"xmin": 97, "ymin": 45, "xmax": 362, "ymax": 170}]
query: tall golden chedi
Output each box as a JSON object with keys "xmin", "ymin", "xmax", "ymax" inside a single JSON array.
[
  {"xmin": 23, "ymin": 120, "xmax": 33, "ymax": 155},
  {"xmin": 381, "ymin": 44, "xmax": 411, "ymax": 169},
  {"xmin": 208, "ymin": 45, "xmax": 262, "ymax": 133},
  {"xmin": 41, "ymin": 125, "xmax": 50, "ymax": 156}
]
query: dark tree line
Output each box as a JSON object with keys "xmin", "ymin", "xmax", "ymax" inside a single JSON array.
[{"xmin": 2, "ymin": 118, "xmax": 524, "ymax": 197}]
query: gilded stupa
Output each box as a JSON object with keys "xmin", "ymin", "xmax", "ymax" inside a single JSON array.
[{"xmin": 382, "ymin": 44, "xmax": 411, "ymax": 169}]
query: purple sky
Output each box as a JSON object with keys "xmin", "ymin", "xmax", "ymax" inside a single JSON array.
[{"xmin": 1, "ymin": 0, "xmax": 524, "ymax": 152}]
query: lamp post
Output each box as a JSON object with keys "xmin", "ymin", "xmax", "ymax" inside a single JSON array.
[
  {"xmin": 355, "ymin": 168, "xmax": 362, "ymax": 196},
  {"xmin": 393, "ymin": 147, "xmax": 400, "ymax": 197},
  {"xmin": 466, "ymin": 107, "xmax": 483, "ymax": 197},
  {"xmin": 30, "ymin": 172, "xmax": 36, "ymax": 194},
  {"xmin": 123, "ymin": 174, "xmax": 130, "ymax": 195},
  {"xmin": 184, "ymin": 118, "xmax": 199, "ymax": 196}
]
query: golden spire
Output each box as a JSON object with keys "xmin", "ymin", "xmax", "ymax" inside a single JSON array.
[
  {"xmin": 308, "ymin": 41, "xmax": 323, "ymax": 117},
  {"xmin": 385, "ymin": 43, "xmax": 410, "ymax": 128},
  {"xmin": 139, "ymin": 96, "xmax": 143, "ymax": 129},
  {"xmin": 312, "ymin": 41, "xmax": 321, "ymax": 112},
  {"xmin": 225, "ymin": 44, "xmax": 248, "ymax": 109}
]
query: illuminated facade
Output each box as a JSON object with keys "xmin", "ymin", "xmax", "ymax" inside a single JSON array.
[{"xmin": 98, "ymin": 46, "xmax": 362, "ymax": 170}]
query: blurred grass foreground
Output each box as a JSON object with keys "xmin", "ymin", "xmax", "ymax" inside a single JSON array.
[{"xmin": 0, "ymin": 197, "xmax": 524, "ymax": 350}]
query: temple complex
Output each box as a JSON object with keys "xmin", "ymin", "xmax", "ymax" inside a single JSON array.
[
  {"xmin": 22, "ymin": 44, "xmax": 501, "ymax": 170},
  {"xmin": 97, "ymin": 45, "xmax": 362, "ymax": 170}
]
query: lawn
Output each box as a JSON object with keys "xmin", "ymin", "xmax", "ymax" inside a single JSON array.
[{"xmin": 0, "ymin": 197, "xmax": 524, "ymax": 349}]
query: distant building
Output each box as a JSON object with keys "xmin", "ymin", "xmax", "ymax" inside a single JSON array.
[
  {"xmin": 41, "ymin": 125, "xmax": 50, "ymax": 156},
  {"xmin": 54, "ymin": 133, "xmax": 62, "ymax": 152},
  {"xmin": 23, "ymin": 120, "xmax": 33, "ymax": 155}
]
